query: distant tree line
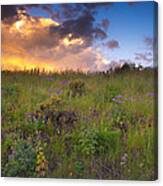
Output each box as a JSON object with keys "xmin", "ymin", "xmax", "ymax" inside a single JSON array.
[{"xmin": 2, "ymin": 63, "xmax": 157, "ymax": 76}]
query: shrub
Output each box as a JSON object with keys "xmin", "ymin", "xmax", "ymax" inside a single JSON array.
[
  {"xmin": 51, "ymin": 111, "xmax": 77, "ymax": 135},
  {"xmin": 27, "ymin": 96, "xmax": 77, "ymax": 135}
]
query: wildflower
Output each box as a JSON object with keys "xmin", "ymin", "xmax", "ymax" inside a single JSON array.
[
  {"xmin": 60, "ymin": 80, "xmax": 69, "ymax": 85},
  {"xmin": 112, "ymin": 98, "xmax": 116, "ymax": 101},
  {"xmin": 115, "ymin": 100, "xmax": 123, "ymax": 104},
  {"xmin": 35, "ymin": 143, "xmax": 48, "ymax": 177},
  {"xmin": 147, "ymin": 92, "xmax": 155, "ymax": 97},
  {"xmin": 115, "ymin": 95, "xmax": 123, "ymax": 99},
  {"xmin": 56, "ymin": 89, "xmax": 63, "ymax": 95},
  {"xmin": 112, "ymin": 98, "xmax": 123, "ymax": 104}
]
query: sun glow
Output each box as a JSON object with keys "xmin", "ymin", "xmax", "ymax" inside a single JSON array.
[
  {"xmin": 1, "ymin": 56, "xmax": 57, "ymax": 72},
  {"xmin": 63, "ymin": 33, "xmax": 84, "ymax": 46},
  {"xmin": 10, "ymin": 10, "xmax": 60, "ymax": 36}
]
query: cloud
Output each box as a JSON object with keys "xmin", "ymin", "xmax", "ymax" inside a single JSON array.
[
  {"xmin": 101, "ymin": 19, "xmax": 109, "ymax": 30},
  {"xmin": 144, "ymin": 36, "xmax": 153, "ymax": 48},
  {"xmin": 49, "ymin": 11, "xmax": 107, "ymax": 47},
  {"xmin": 106, "ymin": 40, "xmax": 120, "ymax": 50},
  {"xmin": 1, "ymin": 11, "xmax": 110, "ymax": 72},
  {"xmin": 134, "ymin": 52, "xmax": 153, "ymax": 64},
  {"xmin": 1, "ymin": 5, "xmax": 19, "ymax": 20}
]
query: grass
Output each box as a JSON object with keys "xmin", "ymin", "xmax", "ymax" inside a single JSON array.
[{"xmin": 1, "ymin": 69, "xmax": 157, "ymax": 180}]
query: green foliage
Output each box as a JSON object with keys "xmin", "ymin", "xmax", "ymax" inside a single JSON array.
[
  {"xmin": 3, "ymin": 140, "xmax": 36, "ymax": 177},
  {"xmin": 74, "ymin": 125, "xmax": 98, "ymax": 156},
  {"xmin": 2, "ymin": 136, "xmax": 13, "ymax": 152},
  {"xmin": 2, "ymin": 84, "xmax": 20, "ymax": 97},
  {"xmin": 73, "ymin": 125, "xmax": 121, "ymax": 157},
  {"xmin": 104, "ymin": 84, "xmax": 119, "ymax": 102},
  {"xmin": 74, "ymin": 161, "xmax": 85, "ymax": 177},
  {"xmin": 97, "ymin": 130, "xmax": 121, "ymax": 157}
]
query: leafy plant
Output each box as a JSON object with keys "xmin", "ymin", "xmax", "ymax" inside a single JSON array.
[
  {"xmin": 73, "ymin": 125, "xmax": 121, "ymax": 157},
  {"xmin": 74, "ymin": 161, "xmax": 85, "ymax": 177},
  {"xmin": 74, "ymin": 125, "xmax": 98, "ymax": 156},
  {"xmin": 3, "ymin": 140, "xmax": 36, "ymax": 177}
]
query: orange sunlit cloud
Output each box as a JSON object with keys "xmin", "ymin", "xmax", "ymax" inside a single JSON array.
[{"xmin": 1, "ymin": 10, "xmax": 109, "ymax": 72}]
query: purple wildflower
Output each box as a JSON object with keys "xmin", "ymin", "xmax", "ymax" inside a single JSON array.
[
  {"xmin": 115, "ymin": 100, "xmax": 123, "ymax": 104},
  {"xmin": 60, "ymin": 80, "xmax": 69, "ymax": 85},
  {"xmin": 56, "ymin": 89, "xmax": 63, "ymax": 95},
  {"xmin": 112, "ymin": 95, "xmax": 124, "ymax": 104},
  {"xmin": 147, "ymin": 92, "xmax": 155, "ymax": 97},
  {"xmin": 112, "ymin": 98, "xmax": 116, "ymax": 101},
  {"xmin": 115, "ymin": 95, "xmax": 123, "ymax": 99}
]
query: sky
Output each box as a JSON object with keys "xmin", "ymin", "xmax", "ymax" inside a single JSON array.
[{"xmin": 1, "ymin": 1, "xmax": 157, "ymax": 72}]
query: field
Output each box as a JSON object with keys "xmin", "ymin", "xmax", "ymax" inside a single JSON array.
[{"xmin": 1, "ymin": 69, "xmax": 157, "ymax": 180}]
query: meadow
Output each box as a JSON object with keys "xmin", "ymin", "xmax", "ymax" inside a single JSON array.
[{"xmin": 1, "ymin": 68, "xmax": 157, "ymax": 180}]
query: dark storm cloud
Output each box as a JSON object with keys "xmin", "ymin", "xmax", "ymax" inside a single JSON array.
[
  {"xmin": 49, "ymin": 12, "xmax": 93, "ymax": 36},
  {"xmin": 60, "ymin": 4, "xmax": 83, "ymax": 18},
  {"xmin": 1, "ymin": 5, "xmax": 18, "ymax": 20},
  {"xmin": 2, "ymin": 3, "xmax": 108, "ymax": 46},
  {"xmin": 1, "ymin": 5, "xmax": 39, "ymax": 24},
  {"xmin": 59, "ymin": 3, "xmax": 113, "ymax": 20},
  {"xmin": 1, "ymin": 5, "xmax": 27, "ymax": 24},
  {"xmin": 82, "ymin": 2, "xmax": 113, "ymax": 10},
  {"xmin": 106, "ymin": 40, "xmax": 120, "ymax": 49},
  {"xmin": 94, "ymin": 28, "xmax": 107, "ymax": 39},
  {"xmin": 49, "ymin": 11, "xmax": 107, "ymax": 47},
  {"xmin": 51, "ymin": 3, "xmax": 110, "ymax": 44}
]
